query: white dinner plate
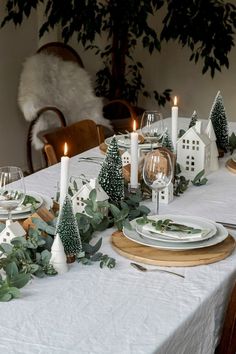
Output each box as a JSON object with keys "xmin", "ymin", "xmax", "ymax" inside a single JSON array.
[
  {"xmin": 105, "ymin": 134, "xmax": 159, "ymax": 150},
  {"xmin": 0, "ymin": 192, "xmax": 52, "ymax": 220},
  {"xmin": 123, "ymin": 220, "xmax": 228, "ymax": 251},
  {"xmin": 0, "ymin": 192, "xmax": 43, "ymax": 215},
  {"xmin": 135, "ymin": 215, "xmax": 217, "ymax": 242}
]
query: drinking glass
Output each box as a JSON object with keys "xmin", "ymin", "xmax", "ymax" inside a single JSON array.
[
  {"xmin": 0, "ymin": 166, "xmax": 26, "ymax": 224},
  {"xmin": 140, "ymin": 111, "xmax": 165, "ymax": 146},
  {"xmin": 143, "ymin": 148, "xmax": 173, "ymax": 214}
]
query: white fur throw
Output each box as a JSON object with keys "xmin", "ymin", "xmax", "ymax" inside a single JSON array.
[{"xmin": 18, "ymin": 52, "xmax": 112, "ymax": 149}]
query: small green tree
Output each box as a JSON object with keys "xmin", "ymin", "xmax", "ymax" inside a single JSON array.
[
  {"xmin": 209, "ymin": 91, "xmax": 229, "ymax": 151},
  {"xmin": 98, "ymin": 137, "xmax": 124, "ymax": 202},
  {"xmin": 56, "ymin": 196, "xmax": 82, "ymax": 257},
  {"xmin": 162, "ymin": 130, "xmax": 173, "ymax": 151},
  {"xmin": 189, "ymin": 111, "xmax": 198, "ymax": 128}
]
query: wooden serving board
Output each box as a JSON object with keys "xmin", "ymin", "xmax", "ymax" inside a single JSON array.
[
  {"xmin": 226, "ymin": 158, "xmax": 236, "ymax": 174},
  {"xmin": 112, "ymin": 231, "xmax": 236, "ymax": 267}
]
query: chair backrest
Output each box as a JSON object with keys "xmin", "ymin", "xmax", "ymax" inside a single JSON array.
[
  {"xmin": 25, "ymin": 42, "xmax": 84, "ymax": 174},
  {"xmin": 216, "ymin": 281, "xmax": 236, "ymax": 354},
  {"xmin": 42, "ymin": 119, "xmax": 104, "ymax": 166},
  {"xmin": 37, "ymin": 42, "xmax": 84, "ymax": 68}
]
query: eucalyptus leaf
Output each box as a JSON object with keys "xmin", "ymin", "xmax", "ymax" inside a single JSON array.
[
  {"xmin": 90, "ymin": 252, "xmax": 103, "ymax": 261},
  {"xmin": 192, "ymin": 169, "xmax": 208, "ymax": 186},
  {"xmin": 7, "ymin": 273, "xmax": 31, "ymax": 289},
  {"xmin": 0, "ymin": 243, "xmax": 13, "ymax": 254},
  {"xmin": 0, "ymin": 289, "xmax": 13, "ymax": 302},
  {"xmin": 11, "ymin": 237, "xmax": 27, "ymax": 247},
  {"xmin": 41, "ymin": 249, "xmax": 51, "ymax": 264},
  {"xmin": 5, "ymin": 262, "xmax": 18, "ymax": 277}
]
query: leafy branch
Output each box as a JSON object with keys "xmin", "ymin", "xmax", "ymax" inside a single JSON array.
[{"xmin": 191, "ymin": 170, "xmax": 208, "ymax": 186}]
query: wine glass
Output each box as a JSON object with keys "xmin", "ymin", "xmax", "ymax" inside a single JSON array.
[
  {"xmin": 143, "ymin": 148, "xmax": 173, "ymax": 215},
  {"xmin": 140, "ymin": 111, "xmax": 165, "ymax": 146},
  {"xmin": 0, "ymin": 166, "xmax": 26, "ymax": 224}
]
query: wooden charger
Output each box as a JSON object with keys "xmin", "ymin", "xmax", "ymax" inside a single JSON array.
[{"xmin": 112, "ymin": 231, "xmax": 235, "ymax": 267}]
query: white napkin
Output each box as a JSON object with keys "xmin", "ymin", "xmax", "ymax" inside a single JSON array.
[{"xmin": 142, "ymin": 223, "xmax": 210, "ymax": 240}]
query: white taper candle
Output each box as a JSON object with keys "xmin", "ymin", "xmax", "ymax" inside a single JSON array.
[
  {"xmin": 60, "ymin": 142, "xmax": 69, "ymax": 208},
  {"xmin": 130, "ymin": 120, "xmax": 139, "ymax": 188},
  {"xmin": 171, "ymin": 96, "xmax": 178, "ymax": 152}
]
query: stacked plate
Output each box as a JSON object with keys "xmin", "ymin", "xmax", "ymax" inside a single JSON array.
[
  {"xmin": 0, "ymin": 192, "xmax": 53, "ymax": 220},
  {"xmin": 105, "ymin": 134, "xmax": 159, "ymax": 150},
  {"xmin": 123, "ymin": 215, "xmax": 228, "ymax": 251}
]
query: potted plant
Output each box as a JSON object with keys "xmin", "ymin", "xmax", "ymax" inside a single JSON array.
[{"xmin": 2, "ymin": 0, "xmax": 236, "ymax": 130}]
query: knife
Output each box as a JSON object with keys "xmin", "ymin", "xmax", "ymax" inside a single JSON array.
[{"xmin": 216, "ymin": 221, "xmax": 236, "ymax": 230}]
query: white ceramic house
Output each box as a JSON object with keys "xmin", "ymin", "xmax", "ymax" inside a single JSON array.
[
  {"xmin": 176, "ymin": 121, "xmax": 211, "ymax": 180},
  {"xmin": 121, "ymin": 150, "xmax": 131, "ymax": 166},
  {"xmin": 0, "ymin": 221, "xmax": 26, "ymax": 245},
  {"xmin": 71, "ymin": 178, "xmax": 109, "ymax": 215},
  {"xmin": 152, "ymin": 182, "xmax": 174, "ymax": 205}
]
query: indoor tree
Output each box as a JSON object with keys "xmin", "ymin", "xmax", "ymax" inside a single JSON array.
[{"xmin": 1, "ymin": 0, "xmax": 236, "ymax": 106}]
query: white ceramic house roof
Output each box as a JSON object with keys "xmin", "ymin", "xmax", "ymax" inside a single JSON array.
[{"xmin": 176, "ymin": 122, "xmax": 211, "ymax": 179}]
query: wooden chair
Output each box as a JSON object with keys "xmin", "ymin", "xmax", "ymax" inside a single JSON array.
[
  {"xmin": 26, "ymin": 42, "xmax": 84, "ymax": 174},
  {"xmin": 215, "ymin": 281, "xmax": 236, "ymax": 354},
  {"xmin": 42, "ymin": 119, "xmax": 104, "ymax": 166}
]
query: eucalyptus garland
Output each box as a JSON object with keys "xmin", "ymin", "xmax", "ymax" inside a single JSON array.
[{"xmin": 0, "ymin": 188, "xmax": 150, "ymax": 301}]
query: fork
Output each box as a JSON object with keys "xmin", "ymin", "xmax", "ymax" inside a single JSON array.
[{"xmin": 130, "ymin": 262, "xmax": 185, "ymax": 278}]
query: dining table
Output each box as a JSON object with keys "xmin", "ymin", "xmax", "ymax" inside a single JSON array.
[{"xmin": 1, "ymin": 117, "xmax": 236, "ymax": 354}]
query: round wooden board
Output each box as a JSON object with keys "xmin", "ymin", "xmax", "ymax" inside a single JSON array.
[
  {"xmin": 112, "ymin": 231, "xmax": 236, "ymax": 267},
  {"xmin": 226, "ymin": 158, "xmax": 236, "ymax": 174}
]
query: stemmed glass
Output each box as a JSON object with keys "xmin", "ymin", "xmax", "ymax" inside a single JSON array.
[
  {"xmin": 0, "ymin": 166, "xmax": 26, "ymax": 225},
  {"xmin": 140, "ymin": 111, "xmax": 165, "ymax": 147},
  {"xmin": 143, "ymin": 148, "xmax": 173, "ymax": 215}
]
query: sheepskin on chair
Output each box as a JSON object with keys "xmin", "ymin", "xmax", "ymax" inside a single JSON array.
[{"xmin": 18, "ymin": 52, "xmax": 112, "ymax": 150}]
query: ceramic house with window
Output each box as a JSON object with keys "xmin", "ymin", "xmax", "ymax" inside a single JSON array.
[
  {"xmin": 176, "ymin": 121, "xmax": 211, "ymax": 179},
  {"xmin": 121, "ymin": 150, "xmax": 131, "ymax": 166},
  {"xmin": 152, "ymin": 182, "xmax": 174, "ymax": 204},
  {"xmin": 0, "ymin": 221, "xmax": 26, "ymax": 247},
  {"xmin": 71, "ymin": 178, "xmax": 109, "ymax": 215}
]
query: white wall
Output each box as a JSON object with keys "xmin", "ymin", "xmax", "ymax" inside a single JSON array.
[
  {"xmin": 0, "ymin": 5, "xmax": 236, "ymax": 172},
  {"xmin": 70, "ymin": 29, "xmax": 236, "ymax": 123},
  {"xmin": 0, "ymin": 9, "xmax": 38, "ymax": 171},
  {"xmin": 138, "ymin": 40, "xmax": 236, "ymax": 122}
]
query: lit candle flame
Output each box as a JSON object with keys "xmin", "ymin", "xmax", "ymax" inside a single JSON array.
[
  {"xmin": 64, "ymin": 142, "xmax": 68, "ymax": 156},
  {"xmin": 133, "ymin": 120, "xmax": 137, "ymax": 132},
  {"xmin": 174, "ymin": 96, "xmax": 178, "ymax": 106}
]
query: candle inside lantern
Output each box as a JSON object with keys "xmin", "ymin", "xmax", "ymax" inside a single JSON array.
[
  {"xmin": 60, "ymin": 142, "xmax": 70, "ymax": 208},
  {"xmin": 130, "ymin": 120, "xmax": 139, "ymax": 188},
  {"xmin": 171, "ymin": 96, "xmax": 179, "ymax": 152}
]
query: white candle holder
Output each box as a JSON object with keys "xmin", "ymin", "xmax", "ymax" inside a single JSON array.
[{"xmin": 128, "ymin": 183, "xmax": 141, "ymax": 194}]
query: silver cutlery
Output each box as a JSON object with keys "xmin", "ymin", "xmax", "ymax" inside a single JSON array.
[
  {"xmin": 130, "ymin": 262, "xmax": 185, "ymax": 278},
  {"xmin": 216, "ymin": 221, "xmax": 236, "ymax": 230}
]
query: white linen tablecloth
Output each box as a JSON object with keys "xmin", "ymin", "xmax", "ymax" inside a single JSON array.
[{"xmin": 1, "ymin": 118, "xmax": 236, "ymax": 354}]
